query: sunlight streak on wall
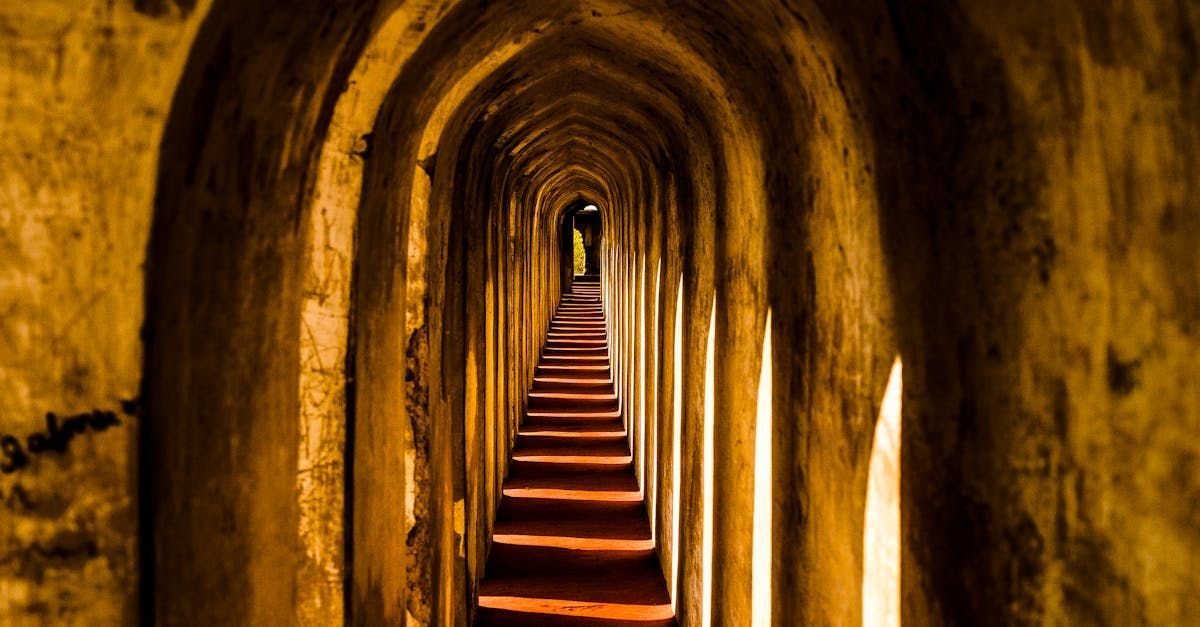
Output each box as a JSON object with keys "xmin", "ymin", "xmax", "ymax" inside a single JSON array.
[
  {"xmin": 671, "ymin": 275, "xmax": 684, "ymax": 606},
  {"xmin": 648, "ymin": 257, "xmax": 661, "ymax": 532},
  {"xmin": 637, "ymin": 256, "xmax": 647, "ymax": 496},
  {"xmin": 752, "ymin": 312, "xmax": 773, "ymax": 625},
  {"xmin": 863, "ymin": 356, "xmax": 903, "ymax": 627},
  {"xmin": 702, "ymin": 299, "xmax": 717, "ymax": 626}
]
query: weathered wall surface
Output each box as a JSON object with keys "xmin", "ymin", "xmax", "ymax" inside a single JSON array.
[
  {"xmin": 0, "ymin": 2, "xmax": 206, "ymax": 624},
  {"xmin": 865, "ymin": 3, "xmax": 1200, "ymax": 623}
]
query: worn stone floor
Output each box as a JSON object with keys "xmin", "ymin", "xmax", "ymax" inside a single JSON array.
[{"xmin": 477, "ymin": 279, "xmax": 674, "ymax": 626}]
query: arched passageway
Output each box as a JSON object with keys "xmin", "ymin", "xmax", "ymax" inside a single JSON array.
[{"xmin": 1, "ymin": 1, "xmax": 1197, "ymax": 626}]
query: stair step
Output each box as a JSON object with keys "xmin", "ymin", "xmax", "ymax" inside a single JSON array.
[
  {"xmin": 535, "ymin": 364, "xmax": 610, "ymax": 378},
  {"xmin": 526, "ymin": 409, "xmax": 622, "ymax": 421},
  {"xmin": 528, "ymin": 392, "xmax": 617, "ymax": 413},
  {"xmin": 532, "ymin": 376, "xmax": 614, "ymax": 392}
]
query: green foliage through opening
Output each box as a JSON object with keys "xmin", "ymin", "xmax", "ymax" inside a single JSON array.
[{"xmin": 573, "ymin": 228, "xmax": 586, "ymax": 275}]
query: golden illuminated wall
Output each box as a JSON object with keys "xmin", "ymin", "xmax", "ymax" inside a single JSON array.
[
  {"xmin": 0, "ymin": 1, "xmax": 1197, "ymax": 625},
  {"xmin": 0, "ymin": 1, "xmax": 206, "ymax": 623}
]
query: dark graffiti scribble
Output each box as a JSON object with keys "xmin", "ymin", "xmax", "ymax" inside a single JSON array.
[
  {"xmin": 0, "ymin": 483, "xmax": 36, "ymax": 510},
  {"xmin": 0, "ymin": 403, "xmax": 134, "ymax": 474}
]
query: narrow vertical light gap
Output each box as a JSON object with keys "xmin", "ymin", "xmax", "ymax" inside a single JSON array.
[
  {"xmin": 649, "ymin": 258, "xmax": 662, "ymax": 538},
  {"xmin": 671, "ymin": 274, "xmax": 684, "ymax": 607},
  {"xmin": 752, "ymin": 311, "xmax": 774, "ymax": 625},
  {"xmin": 483, "ymin": 275, "xmax": 493, "ymax": 520},
  {"xmin": 630, "ymin": 257, "xmax": 636, "ymax": 453},
  {"xmin": 864, "ymin": 356, "xmax": 903, "ymax": 627},
  {"xmin": 637, "ymin": 257, "xmax": 647, "ymax": 495},
  {"xmin": 702, "ymin": 298, "xmax": 717, "ymax": 627}
]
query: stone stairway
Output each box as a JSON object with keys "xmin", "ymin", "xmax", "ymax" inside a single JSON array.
[{"xmin": 476, "ymin": 281, "xmax": 675, "ymax": 626}]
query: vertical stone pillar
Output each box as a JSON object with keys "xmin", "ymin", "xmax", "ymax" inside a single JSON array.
[{"xmin": 713, "ymin": 151, "xmax": 766, "ymax": 625}]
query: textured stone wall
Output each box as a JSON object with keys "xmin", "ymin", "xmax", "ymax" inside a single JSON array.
[
  {"xmin": 869, "ymin": 3, "xmax": 1200, "ymax": 623},
  {"xmin": 0, "ymin": 1, "xmax": 206, "ymax": 624}
]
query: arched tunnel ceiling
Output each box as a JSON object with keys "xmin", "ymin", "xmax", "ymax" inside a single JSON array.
[
  {"xmin": 141, "ymin": 0, "xmax": 894, "ymax": 623},
  {"xmin": 371, "ymin": 13, "xmax": 766, "ymax": 244},
  {"xmin": 419, "ymin": 27, "xmax": 717, "ymax": 251}
]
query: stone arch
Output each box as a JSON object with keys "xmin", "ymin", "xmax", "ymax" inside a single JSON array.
[
  {"xmin": 138, "ymin": 2, "xmax": 991, "ymax": 625},
  {"xmin": 141, "ymin": 3, "xmax": 379, "ymax": 624}
]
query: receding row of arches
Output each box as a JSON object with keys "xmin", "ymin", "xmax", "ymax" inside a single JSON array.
[{"xmin": 136, "ymin": 1, "xmax": 1199, "ymax": 625}]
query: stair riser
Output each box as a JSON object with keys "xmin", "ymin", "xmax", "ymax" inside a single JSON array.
[
  {"xmin": 532, "ymin": 382, "xmax": 613, "ymax": 394},
  {"xmin": 543, "ymin": 346, "xmax": 605, "ymax": 353},
  {"xmin": 496, "ymin": 499, "xmax": 644, "ymax": 520},
  {"xmin": 544, "ymin": 341, "xmax": 607, "ymax": 348},
  {"xmin": 485, "ymin": 545, "xmax": 656, "ymax": 576},
  {"xmin": 508, "ymin": 462, "xmax": 634, "ymax": 478},
  {"xmin": 514, "ymin": 436, "xmax": 628, "ymax": 449},
  {"xmin": 540, "ymin": 359, "xmax": 610, "ymax": 368},
  {"xmin": 528, "ymin": 399, "xmax": 618, "ymax": 412}
]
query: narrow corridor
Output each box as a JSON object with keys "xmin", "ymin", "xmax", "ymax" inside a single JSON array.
[
  {"xmin": 477, "ymin": 278, "xmax": 674, "ymax": 626},
  {"xmin": 6, "ymin": 2, "xmax": 1198, "ymax": 624}
]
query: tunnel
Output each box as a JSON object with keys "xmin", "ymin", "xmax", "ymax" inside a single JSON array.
[{"xmin": 1, "ymin": 1, "xmax": 1198, "ymax": 626}]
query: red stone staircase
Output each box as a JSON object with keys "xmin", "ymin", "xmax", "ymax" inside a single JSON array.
[{"xmin": 476, "ymin": 280, "xmax": 675, "ymax": 626}]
